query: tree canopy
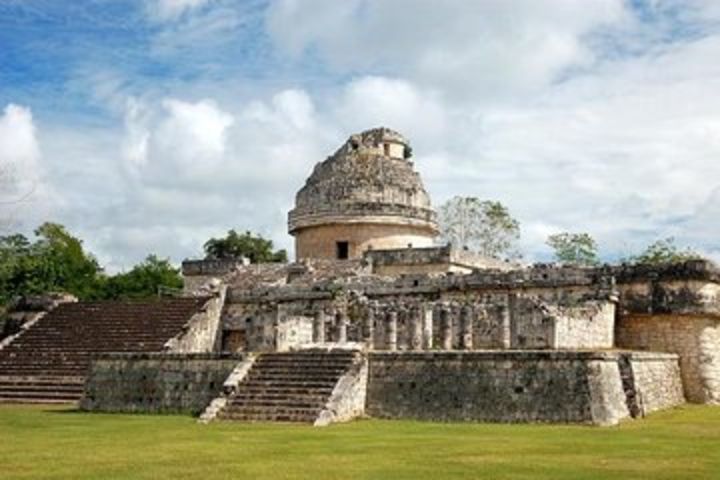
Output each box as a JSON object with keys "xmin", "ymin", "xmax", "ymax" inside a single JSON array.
[
  {"xmin": 628, "ymin": 237, "xmax": 702, "ymax": 265},
  {"xmin": 203, "ymin": 230, "xmax": 287, "ymax": 263},
  {"xmin": 438, "ymin": 196, "xmax": 520, "ymax": 259},
  {"xmin": 546, "ymin": 232, "xmax": 599, "ymax": 267},
  {"xmin": 100, "ymin": 255, "xmax": 183, "ymax": 300},
  {"xmin": 0, "ymin": 223, "xmax": 183, "ymax": 304},
  {"xmin": 0, "ymin": 223, "xmax": 102, "ymax": 303}
]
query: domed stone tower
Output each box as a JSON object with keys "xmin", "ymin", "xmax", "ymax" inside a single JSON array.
[{"xmin": 288, "ymin": 127, "xmax": 439, "ymax": 260}]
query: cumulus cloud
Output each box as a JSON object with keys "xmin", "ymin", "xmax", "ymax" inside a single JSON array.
[
  {"xmin": 332, "ymin": 77, "xmax": 447, "ymax": 144},
  {"xmin": 5, "ymin": 1, "xmax": 720, "ymax": 269},
  {"xmin": 74, "ymin": 89, "xmax": 336, "ymax": 270},
  {"xmin": 266, "ymin": 0, "xmax": 627, "ymax": 101},
  {"xmin": 0, "ymin": 104, "xmax": 54, "ymax": 230}
]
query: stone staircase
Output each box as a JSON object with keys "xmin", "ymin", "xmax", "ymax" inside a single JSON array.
[
  {"xmin": 0, "ymin": 298, "xmax": 209, "ymax": 404},
  {"xmin": 217, "ymin": 350, "xmax": 360, "ymax": 423}
]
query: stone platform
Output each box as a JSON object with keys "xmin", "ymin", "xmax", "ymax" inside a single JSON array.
[{"xmin": 80, "ymin": 349, "xmax": 683, "ymax": 426}]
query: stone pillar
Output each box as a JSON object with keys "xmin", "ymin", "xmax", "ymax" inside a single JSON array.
[
  {"xmin": 422, "ymin": 304, "xmax": 433, "ymax": 350},
  {"xmin": 386, "ymin": 310, "xmax": 398, "ymax": 351},
  {"xmin": 313, "ymin": 309, "xmax": 325, "ymax": 343},
  {"xmin": 408, "ymin": 305, "xmax": 423, "ymax": 351},
  {"xmin": 501, "ymin": 295, "xmax": 513, "ymax": 349},
  {"xmin": 397, "ymin": 307, "xmax": 409, "ymax": 351},
  {"xmin": 460, "ymin": 304, "xmax": 474, "ymax": 350},
  {"xmin": 440, "ymin": 304, "xmax": 453, "ymax": 350},
  {"xmin": 363, "ymin": 305, "xmax": 375, "ymax": 349},
  {"xmin": 336, "ymin": 310, "xmax": 348, "ymax": 343}
]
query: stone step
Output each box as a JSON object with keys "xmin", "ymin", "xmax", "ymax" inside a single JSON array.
[
  {"xmin": 0, "ymin": 396, "xmax": 78, "ymax": 404},
  {"xmin": 0, "ymin": 383, "xmax": 83, "ymax": 389},
  {"xmin": 245, "ymin": 372, "xmax": 345, "ymax": 381},
  {"xmin": 229, "ymin": 391, "xmax": 329, "ymax": 401},
  {"xmin": 215, "ymin": 350, "xmax": 359, "ymax": 424},
  {"xmin": 219, "ymin": 407, "xmax": 321, "ymax": 422},
  {"xmin": 0, "ymin": 375, "xmax": 85, "ymax": 382},
  {"xmin": 0, "ymin": 368, "xmax": 88, "ymax": 374},
  {"xmin": 0, "ymin": 390, "xmax": 82, "ymax": 401},
  {"xmin": 217, "ymin": 412, "xmax": 317, "ymax": 423},
  {"xmin": 248, "ymin": 368, "xmax": 350, "ymax": 376},
  {"xmin": 233, "ymin": 386, "xmax": 334, "ymax": 396},
  {"xmin": 255, "ymin": 356, "xmax": 354, "ymax": 362},
  {"xmin": 228, "ymin": 399, "xmax": 326, "ymax": 409},
  {"xmin": 0, "ymin": 382, "xmax": 83, "ymax": 391},
  {"xmin": 238, "ymin": 380, "xmax": 338, "ymax": 389}
]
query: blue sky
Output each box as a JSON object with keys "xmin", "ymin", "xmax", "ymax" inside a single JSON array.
[{"xmin": 1, "ymin": 0, "xmax": 719, "ymax": 270}]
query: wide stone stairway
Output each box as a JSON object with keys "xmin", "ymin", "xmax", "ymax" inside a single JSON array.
[
  {"xmin": 217, "ymin": 350, "xmax": 359, "ymax": 423},
  {"xmin": 0, "ymin": 298, "xmax": 208, "ymax": 403}
]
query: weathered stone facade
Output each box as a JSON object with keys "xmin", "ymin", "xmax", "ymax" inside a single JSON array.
[
  {"xmin": 13, "ymin": 127, "xmax": 713, "ymax": 427},
  {"xmin": 366, "ymin": 351, "xmax": 637, "ymax": 425},
  {"xmin": 288, "ymin": 128, "xmax": 438, "ymax": 260},
  {"xmin": 81, "ymin": 353, "xmax": 245, "ymax": 414}
]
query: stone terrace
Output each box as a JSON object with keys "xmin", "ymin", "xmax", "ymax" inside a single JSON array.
[{"xmin": 0, "ymin": 297, "xmax": 210, "ymax": 403}]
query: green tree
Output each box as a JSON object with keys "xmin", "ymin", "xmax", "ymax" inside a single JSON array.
[
  {"xmin": 438, "ymin": 196, "xmax": 520, "ymax": 259},
  {"xmin": 0, "ymin": 223, "xmax": 102, "ymax": 303},
  {"xmin": 203, "ymin": 230, "xmax": 287, "ymax": 263},
  {"xmin": 629, "ymin": 237, "xmax": 702, "ymax": 265},
  {"xmin": 101, "ymin": 255, "xmax": 183, "ymax": 300},
  {"xmin": 546, "ymin": 232, "xmax": 599, "ymax": 266}
]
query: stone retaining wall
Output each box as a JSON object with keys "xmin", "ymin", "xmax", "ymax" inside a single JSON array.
[
  {"xmin": 81, "ymin": 353, "xmax": 245, "ymax": 414},
  {"xmin": 617, "ymin": 314, "xmax": 720, "ymax": 403},
  {"xmin": 365, "ymin": 351, "xmax": 682, "ymax": 425},
  {"xmin": 626, "ymin": 352, "xmax": 685, "ymax": 414}
]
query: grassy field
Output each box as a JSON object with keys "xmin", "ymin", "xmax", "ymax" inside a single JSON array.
[{"xmin": 0, "ymin": 405, "xmax": 719, "ymax": 479}]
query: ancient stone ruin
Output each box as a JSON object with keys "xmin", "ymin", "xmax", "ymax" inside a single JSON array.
[{"xmin": 1, "ymin": 127, "xmax": 719, "ymax": 426}]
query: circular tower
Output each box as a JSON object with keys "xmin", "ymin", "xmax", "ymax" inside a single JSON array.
[{"xmin": 288, "ymin": 127, "xmax": 439, "ymax": 260}]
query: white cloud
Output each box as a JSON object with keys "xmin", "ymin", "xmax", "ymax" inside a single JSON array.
[
  {"xmin": 147, "ymin": 0, "xmax": 212, "ymax": 21},
  {"xmin": 155, "ymin": 98, "xmax": 234, "ymax": 164},
  {"xmin": 332, "ymin": 77, "xmax": 447, "ymax": 144},
  {"xmin": 69, "ymin": 90, "xmax": 334, "ymax": 270},
  {"xmin": 0, "ymin": 104, "xmax": 54, "ymax": 230},
  {"xmin": 9, "ymin": 1, "xmax": 720, "ymax": 270},
  {"xmin": 267, "ymin": 0, "xmax": 627, "ymax": 101}
]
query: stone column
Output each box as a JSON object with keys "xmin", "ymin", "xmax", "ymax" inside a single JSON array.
[
  {"xmin": 422, "ymin": 304, "xmax": 433, "ymax": 350},
  {"xmin": 501, "ymin": 295, "xmax": 513, "ymax": 349},
  {"xmin": 397, "ymin": 307, "xmax": 409, "ymax": 351},
  {"xmin": 313, "ymin": 309, "xmax": 325, "ymax": 343},
  {"xmin": 336, "ymin": 310, "xmax": 348, "ymax": 343},
  {"xmin": 460, "ymin": 304, "xmax": 474, "ymax": 350},
  {"xmin": 440, "ymin": 304, "xmax": 453, "ymax": 350},
  {"xmin": 408, "ymin": 305, "xmax": 423, "ymax": 351},
  {"xmin": 363, "ymin": 305, "xmax": 375, "ymax": 349},
  {"xmin": 386, "ymin": 310, "xmax": 398, "ymax": 351}
]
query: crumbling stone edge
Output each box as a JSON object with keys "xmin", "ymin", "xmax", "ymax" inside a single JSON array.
[
  {"xmin": 198, "ymin": 353, "xmax": 257, "ymax": 424},
  {"xmin": 314, "ymin": 351, "xmax": 368, "ymax": 426}
]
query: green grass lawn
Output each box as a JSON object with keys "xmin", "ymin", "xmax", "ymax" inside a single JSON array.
[{"xmin": 1, "ymin": 405, "xmax": 719, "ymax": 480}]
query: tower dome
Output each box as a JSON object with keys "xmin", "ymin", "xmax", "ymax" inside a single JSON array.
[{"xmin": 288, "ymin": 127, "xmax": 439, "ymax": 260}]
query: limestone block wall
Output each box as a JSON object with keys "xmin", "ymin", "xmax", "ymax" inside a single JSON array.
[
  {"xmin": 626, "ymin": 352, "xmax": 685, "ymax": 414},
  {"xmin": 295, "ymin": 222, "xmax": 435, "ymax": 260},
  {"xmin": 164, "ymin": 288, "xmax": 225, "ymax": 353},
  {"xmin": 554, "ymin": 302, "xmax": 615, "ymax": 349},
  {"xmin": 81, "ymin": 353, "xmax": 245, "ymax": 414},
  {"xmin": 617, "ymin": 314, "xmax": 720, "ymax": 404},
  {"xmin": 276, "ymin": 315, "xmax": 313, "ymax": 352},
  {"xmin": 365, "ymin": 245, "xmax": 516, "ymax": 276},
  {"xmin": 365, "ymin": 351, "xmax": 631, "ymax": 425}
]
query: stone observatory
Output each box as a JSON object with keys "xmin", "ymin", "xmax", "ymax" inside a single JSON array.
[
  {"xmin": 288, "ymin": 127, "xmax": 439, "ymax": 260},
  {"xmin": 3, "ymin": 126, "xmax": 720, "ymax": 429}
]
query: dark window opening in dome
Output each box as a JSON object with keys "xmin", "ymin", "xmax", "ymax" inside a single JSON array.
[
  {"xmin": 336, "ymin": 241, "xmax": 349, "ymax": 259},
  {"xmin": 383, "ymin": 143, "xmax": 390, "ymax": 155}
]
